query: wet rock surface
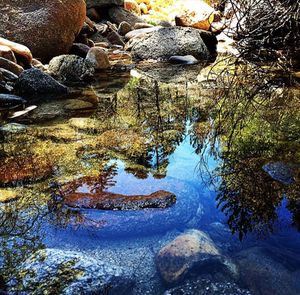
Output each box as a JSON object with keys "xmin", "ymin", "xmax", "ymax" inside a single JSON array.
[
  {"xmin": 63, "ymin": 181, "xmax": 176, "ymax": 210},
  {"xmin": 13, "ymin": 248, "xmax": 134, "ymax": 295},
  {"xmin": 14, "ymin": 68, "xmax": 68, "ymax": 99},
  {"xmin": 0, "ymin": 94, "xmax": 26, "ymax": 109}
]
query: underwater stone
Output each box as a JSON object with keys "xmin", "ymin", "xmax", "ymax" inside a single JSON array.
[
  {"xmin": 156, "ymin": 229, "xmax": 237, "ymax": 283},
  {"xmin": 62, "ymin": 177, "xmax": 176, "ymax": 210},
  {"xmin": 14, "ymin": 248, "xmax": 134, "ymax": 295}
]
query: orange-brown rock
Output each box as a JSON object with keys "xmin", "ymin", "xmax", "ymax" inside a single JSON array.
[
  {"xmin": 62, "ymin": 176, "xmax": 176, "ymax": 210},
  {"xmin": 125, "ymin": 0, "xmax": 141, "ymax": 15},
  {"xmin": 0, "ymin": 156, "xmax": 53, "ymax": 186},
  {"xmin": 156, "ymin": 230, "xmax": 220, "ymax": 283},
  {"xmin": 175, "ymin": 0, "xmax": 216, "ymax": 31},
  {"xmin": 0, "ymin": 0, "xmax": 86, "ymax": 61}
]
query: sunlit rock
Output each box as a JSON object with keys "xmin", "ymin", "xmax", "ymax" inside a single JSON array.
[
  {"xmin": 131, "ymin": 27, "xmax": 210, "ymax": 61},
  {"xmin": 86, "ymin": 47, "xmax": 111, "ymax": 70},
  {"xmin": 174, "ymin": 0, "xmax": 216, "ymax": 31},
  {"xmin": 0, "ymin": 189, "xmax": 19, "ymax": 203},
  {"xmin": 0, "ymin": 57, "xmax": 23, "ymax": 76},
  {"xmin": 0, "ymin": 37, "xmax": 32, "ymax": 65},
  {"xmin": 0, "ymin": 0, "xmax": 86, "ymax": 61},
  {"xmin": 48, "ymin": 55, "xmax": 95, "ymax": 83},
  {"xmin": 0, "ymin": 45, "xmax": 16, "ymax": 63}
]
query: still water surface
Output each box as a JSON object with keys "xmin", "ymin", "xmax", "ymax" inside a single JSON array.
[{"xmin": 0, "ymin": 61, "xmax": 300, "ymax": 294}]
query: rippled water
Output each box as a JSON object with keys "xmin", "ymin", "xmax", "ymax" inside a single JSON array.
[{"xmin": 0, "ymin": 61, "xmax": 300, "ymax": 294}]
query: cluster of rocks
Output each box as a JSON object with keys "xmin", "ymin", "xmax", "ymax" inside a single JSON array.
[{"xmin": 0, "ymin": 0, "xmax": 226, "ymax": 118}]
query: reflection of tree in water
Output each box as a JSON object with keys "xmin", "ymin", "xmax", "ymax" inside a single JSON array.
[
  {"xmin": 119, "ymin": 76, "xmax": 205, "ymax": 177},
  {"xmin": 0, "ymin": 194, "xmax": 46, "ymax": 292},
  {"xmin": 48, "ymin": 164, "xmax": 118, "ymax": 229},
  {"xmin": 202, "ymin": 60, "xmax": 300, "ymax": 239}
]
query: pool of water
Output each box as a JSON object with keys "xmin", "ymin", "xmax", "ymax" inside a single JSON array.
[{"xmin": 0, "ymin": 61, "xmax": 300, "ymax": 294}]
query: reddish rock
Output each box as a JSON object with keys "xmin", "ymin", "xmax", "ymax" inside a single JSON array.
[
  {"xmin": 0, "ymin": 0, "xmax": 86, "ymax": 61},
  {"xmin": 174, "ymin": 0, "xmax": 216, "ymax": 31},
  {"xmin": 62, "ymin": 176, "xmax": 176, "ymax": 210},
  {"xmin": 156, "ymin": 230, "xmax": 220, "ymax": 283}
]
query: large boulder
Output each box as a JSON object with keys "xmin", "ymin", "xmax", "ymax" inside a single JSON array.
[
  {"xmin": 86, "ymin": 0, "xmax": 124, "ymax": 8},
  {"xmin": 131, "ymin": 27, "xmax": 211, "ymax": 61},
  {"xmin": 0, "ymin": 0, "xmax": 86, "ymax": 61}
]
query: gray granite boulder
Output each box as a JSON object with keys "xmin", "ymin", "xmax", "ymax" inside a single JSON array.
[{"xmin": 131, "ymin": 27, "xmax": 211, "ymax": 61}]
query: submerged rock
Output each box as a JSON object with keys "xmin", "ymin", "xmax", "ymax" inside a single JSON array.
[
  {"xmin": 131, "ymin": 27, "xmax": 210, "ymax": 61},
  {"xmin": 164, "ymin": 278, "xmax": 252, "ymax": 295},
  {"xmin": 0, "ymin": 0, "xmax": 86, "ymax": 61},
  {"xmin": 14, "ymin": 248, "xmax": 134, "ymax": 295},
  {"xmin": 0, "ymin": 123, "xmax": 27, "ymax": 134},
  {"xmin": 235, "ymin": 247, "xmax": 300, "ymax": 295},
  {"xmin": 262, "ymin": 161, "xmax": 295, "ymax": 185},
  {"xmin": 156, "ymin": 229, "xmax": 236, "ymax": 283},
  {"xmin": 62, "ymin": 177, "xmax": 176, "ymax": 210},
  {"xmin": 14, "ymin": 68, "xmax": 68, "ymax": 99}
]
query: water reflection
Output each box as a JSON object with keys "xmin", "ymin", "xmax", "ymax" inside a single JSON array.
[
  {"xmin": 0, "ymin": 60, "xmax": 299, "ymax": 293},
  {"xmin": 205, "ymin": 61, "xmax": 300, "ymax": 239}
]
